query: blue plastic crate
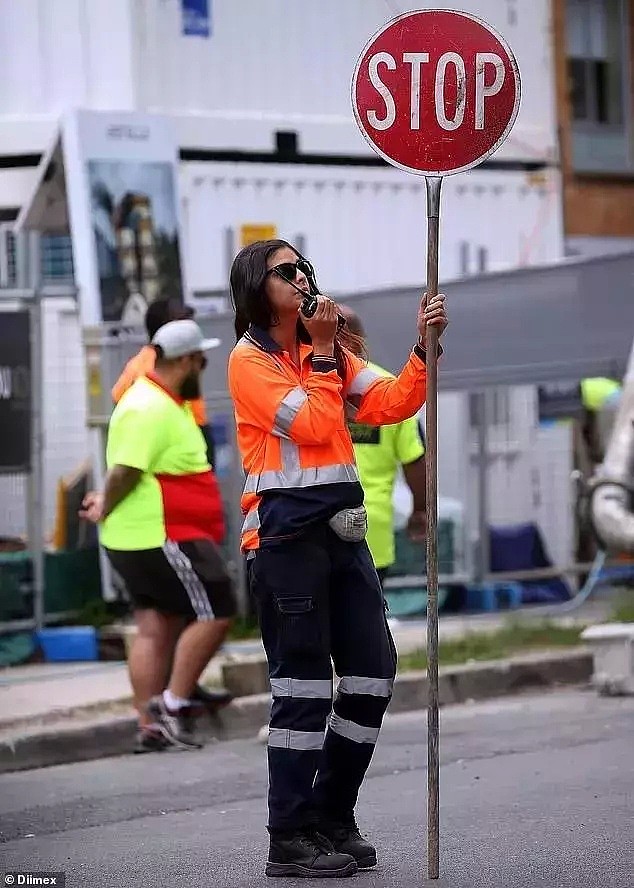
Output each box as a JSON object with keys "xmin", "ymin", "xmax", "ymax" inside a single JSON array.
[
  {"xmin": 464, "ymin": 582, "xmax": 523, "ymax": 613},
  {"xmin": 35, "ymin": 626, "xmax": 98, "ymax": 662}
]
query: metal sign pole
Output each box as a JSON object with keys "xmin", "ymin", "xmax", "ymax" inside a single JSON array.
[
  {"xmin": 29, "ymin": 297, "xmax": 45, "ymax": 633},
  {"xmin": 24, "ymin": 233, "xmax": 46, "ymax": 634},
  {"xmin": 424, "ymin": 175, "xmax": 442, "ymax": 881},
  {"xmin": 474, "ymin": 391, "xmax": 490, "ymax": 584}
]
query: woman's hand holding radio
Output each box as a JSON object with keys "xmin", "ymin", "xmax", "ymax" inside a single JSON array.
[{"xmin": 301, "ymin": 295, "xmax": 339, "ymax": 355}]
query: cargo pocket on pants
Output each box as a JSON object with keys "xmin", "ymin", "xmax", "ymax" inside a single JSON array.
[{"xmin": 275, "ymin": 595, "xmax": 322, "ymax": 660}]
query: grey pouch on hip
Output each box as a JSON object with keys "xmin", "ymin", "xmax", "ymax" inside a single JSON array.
[{"xmin": 328, "ymin": 506, "xmax": 368, "ymax": 542}]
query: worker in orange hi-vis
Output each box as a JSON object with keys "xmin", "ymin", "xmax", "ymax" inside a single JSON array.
[
  {"xmin": 227, "ymin": 239, "xmax": 448, "ymax": 879},
  {"xmin": 112, "ymin": 297, "xmax": 218, "ymax": 469},
  {"xmin": 110, "ymin": 296, "xmax": 231, "ymax": 735}
]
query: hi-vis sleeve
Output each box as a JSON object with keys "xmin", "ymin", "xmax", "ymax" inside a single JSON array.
[
  {"xmin": 111, "ymin": 348, "xmax": 156, "ymax": 404},
  {"xmin": 228, "ymin": 347, "xmax": 345, "ymax": 445},
  {"xmin": 344, "ymin": 349, "xmax": 428, "ymax": 426},
  {"xmin": 111, "ymin": 359, "xmax": 140, "ymax": 404}
]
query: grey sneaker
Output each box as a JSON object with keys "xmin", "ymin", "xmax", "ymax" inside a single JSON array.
[
  {"xmin": 134, "ymin": 727, "xmax": 169, "ymax": 754},
  {"xmin": 146, "ymin": 696, "xmax": 203, "ymax": 750}
]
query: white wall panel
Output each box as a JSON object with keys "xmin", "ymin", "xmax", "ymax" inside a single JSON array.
[{"xmin": 0, "ymin": 0, "xmax": 136, "ymax": 121}]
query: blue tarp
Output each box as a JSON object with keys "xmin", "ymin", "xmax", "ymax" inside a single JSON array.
[{"xmin": 489, "ymin": 523, "xmax": 572, "ymax": 603}]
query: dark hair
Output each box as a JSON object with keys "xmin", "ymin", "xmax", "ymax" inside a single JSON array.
[
  {"xmin": 145, "ymin": 297, "xmax": 194, "ymax": 340},
  {"xmin": 229, "ymin": 239, "xmax": 366, "ymax": 377},
  {"xmin": 230, "ymin": 239, "xmax": 294, "ymax": 339},
  {"xmin": 339, "ymin": 307, "xmax": 365, "ymax": 340},
  {"xmin": 153, "ymin": 343, "xmax": 167, "ymax": 367}
]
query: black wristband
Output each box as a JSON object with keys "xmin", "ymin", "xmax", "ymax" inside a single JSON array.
[
  {"xmin": 312, "ymin": 355, "xmax": 337, "ymax": 373},
  {"xmin": 413, "ymin": 338, "xmax": 443, "ymax": 363}
]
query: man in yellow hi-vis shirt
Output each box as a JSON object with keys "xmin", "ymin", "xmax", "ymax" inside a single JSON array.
[
  {"xmin": 580, "ymin": 376, "xmax": 622, "ymax": 465},
  {"xmin": 339, "ymin": 306, "xmax": 427, "ymax": 587}
]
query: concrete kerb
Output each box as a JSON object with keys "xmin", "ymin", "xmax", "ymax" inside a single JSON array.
[{"xmin": 0, "ymin": 648, "xmax": 593, "ymax": 774}]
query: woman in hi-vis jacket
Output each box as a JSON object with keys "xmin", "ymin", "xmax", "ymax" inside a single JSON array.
[{"xmin": 228, "ymin": 239, "xmax": 448, "ymax": 879}]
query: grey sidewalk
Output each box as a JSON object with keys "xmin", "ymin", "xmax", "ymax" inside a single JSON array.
[{"xmin": 0, "ymin": 600, "xmax": 607, "ymax": 734}]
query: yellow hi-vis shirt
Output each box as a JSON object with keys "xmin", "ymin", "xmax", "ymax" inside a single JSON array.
[
  {"xmin": 580, "ymin": 377, "xmax": 621, "ymax": 412},
  {"xmin": 348, "ymin": 362, "xmax": 425, "ymax": 570}
]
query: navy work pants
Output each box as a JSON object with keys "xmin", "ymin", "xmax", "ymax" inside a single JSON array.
[{"xmin": 248, "ymin": 525, "xmax": 397, "ymax": 832}]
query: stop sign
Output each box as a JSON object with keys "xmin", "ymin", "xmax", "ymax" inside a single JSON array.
[{"xmin": 352, "ymin": 9, "xmax": 521, "ymax": 176}]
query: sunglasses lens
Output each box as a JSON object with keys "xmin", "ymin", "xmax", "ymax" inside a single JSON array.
[
  {"xmin": 201, "ymin": 356, "xmax": 208, "ymax": 370},
  {"xmin": 276, "ymin": 263, "xmax": 298, "ymax": 282}
]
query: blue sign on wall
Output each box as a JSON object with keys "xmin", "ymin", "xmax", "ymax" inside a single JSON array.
[{"xmin": 182, "ymin": 0, "xmax": 211, "ymax": 37}]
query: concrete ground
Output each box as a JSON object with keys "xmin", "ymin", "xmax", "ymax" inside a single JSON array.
[{"xmin": 0, "ymin": 688, "xmax": 631, "ymax": 888}]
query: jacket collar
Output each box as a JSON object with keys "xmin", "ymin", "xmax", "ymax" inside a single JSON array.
[
  {"xmin": 246, "ymin": 325, "xmax": 282, "ymax": 353},
  {"xmin": 246, "ymin": 325, "xmax": 313, "ymax": 361}
]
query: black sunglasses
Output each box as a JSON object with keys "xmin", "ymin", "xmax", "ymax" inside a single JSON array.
[{"xmin": 267, "ymin": 258, "xmax": 315, "ymax": 285}]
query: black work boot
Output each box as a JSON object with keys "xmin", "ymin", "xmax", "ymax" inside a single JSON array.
[
  {"xmin": 319, "ymin": 820, "xmax": 377, "ymax": 870},
  {"xmin": 266, "ymin": 831, "xmax": 358, "ymax": 878}
]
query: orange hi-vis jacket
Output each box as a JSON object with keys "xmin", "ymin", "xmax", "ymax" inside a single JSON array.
[
  {"xmin": 112, "ymin": 345, "xmax": 208, "ymax": 426},
  {"xmin": 228, "ymin": 325, "xmax": 429, "ymax": 552}
]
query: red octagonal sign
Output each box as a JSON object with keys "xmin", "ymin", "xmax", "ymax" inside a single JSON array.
[{"xmin": 352, "ymin": 9, "xmax": 521, "ymax": 177}]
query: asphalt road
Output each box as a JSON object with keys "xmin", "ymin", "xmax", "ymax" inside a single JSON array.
[{"xmin": 0, "ymin": 688, "xmax": 632, "ymax": 888}]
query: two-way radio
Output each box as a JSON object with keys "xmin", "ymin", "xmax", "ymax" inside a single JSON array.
[{"xmin": 287, "ymin": 258, "xmax": 346, "ymax": 331}]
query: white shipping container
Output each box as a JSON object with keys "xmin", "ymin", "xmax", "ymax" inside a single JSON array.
[{"xmin": 181, "ymin": 162, "xmax": 563, "ymax": 296}]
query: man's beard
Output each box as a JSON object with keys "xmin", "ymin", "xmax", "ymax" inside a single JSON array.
[{"xmin": 179, "ymin": 373, "xmax": 201, "ymax": 400}]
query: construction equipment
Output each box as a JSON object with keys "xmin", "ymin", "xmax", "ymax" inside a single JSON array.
[{"xmin": 590, "ymin": 338, "xmax": 634, "ymax": 556}]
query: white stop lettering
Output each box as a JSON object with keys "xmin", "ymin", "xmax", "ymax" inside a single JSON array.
[{"xmin": 365, "ymin": 51, "xmax": 506, "ymax": 132}]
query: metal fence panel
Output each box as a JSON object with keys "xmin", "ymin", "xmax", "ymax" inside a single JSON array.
[
  {"xmin": 0, "ymin": 474, "xmax": 28, "ymax": 540},
  {"xmin": 0, "ymin": 234, "xmax": 96, "ymax": 635}
]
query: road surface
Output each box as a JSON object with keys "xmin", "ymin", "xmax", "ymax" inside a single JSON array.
[{"xmin": 0, "ymin": 688, "xmax": 632, "ymax": 887}]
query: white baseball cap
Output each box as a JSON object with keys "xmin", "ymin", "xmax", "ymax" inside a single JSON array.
[{"xmin": 152, "ymin": 319, "xmax": 220, "ymax": 358}]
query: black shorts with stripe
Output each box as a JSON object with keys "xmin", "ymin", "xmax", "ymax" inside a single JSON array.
[{"xmin": 105, "ymin": 539, "xmax": 237, "ymax": 620}]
